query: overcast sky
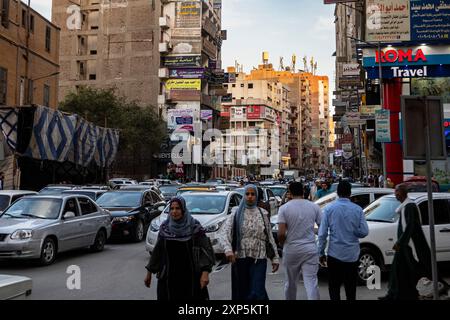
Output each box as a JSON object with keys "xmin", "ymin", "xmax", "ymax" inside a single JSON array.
[{"xmin": 29, "ymin": 0, "xmax": 336, "ymax": 95}]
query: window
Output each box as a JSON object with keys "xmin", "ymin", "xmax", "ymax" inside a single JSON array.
[
  {"xmin": 45, "ymin": 26, "xmax": 51, "ymax": 51},
  {"xmin": 240, "ymin": 84, "xmax": 244, "ymax": 88},
  {"xmin": 232, "ymin": 84, "xmax": 236, "ymax": 88},
  {"xmin": 89, "ymin": 74, "xmax": 96, "ymax": 80},
  {"xmin": 90, "ymin": 50, "xmax": 97, "ymax": 55},
  {"xmin": 374, "ymin": 193, "xmax": 390, "ymax": 200},
  {"xmin": 78, "ymin": 197, "xmax": 97, "ymax": 215},
  {"xmin": 224, "ymin": 84, "xmax": 228, "ymax": 88},
  {"xmin": 43, "ymin": 84, "xmax": 50, "ymax": 107},
  {"xmin": 419, "ymin": 200, "xmax": 450, "ymax": 226},
  {"xmin": 63, "ymin": 198, "xmax": 80, "ymax": 217},
  {"xmin": 29, "ymin": 15, "xmax": 34, "ymax": 32},
  {"xmin": 22, "ymin": 9, "xmax": 26, "ymax": 27},
  {"xmin": 350, "ymin": 194, "xmax": 371, "ymax": 209},
  {"xmin": 144, "ymin": 193, "xmax": 153, "ymax": 206},
  {"xmin": 248, "ymin": 83, "xmax": 253, "ymax": 89},
  {"xmin": 1, "ymin": 0, "xmax": 9, "ymax": 28},
  {"xmin": 0, "ymin": 67, "xmax": 6, "ymax": 104}
]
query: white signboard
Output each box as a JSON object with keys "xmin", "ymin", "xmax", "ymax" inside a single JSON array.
[
  {"xmin": 343, "ymin": 63, "xmax": 361, "ymax": 76},
  {"xmin": 167, "ymin": 109, "xmax": 194, "ymax": 131}
]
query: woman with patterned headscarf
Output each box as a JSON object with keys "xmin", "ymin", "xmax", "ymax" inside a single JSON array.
[
  {"xmin": 218, "ymin": 184, "xmax": 280, "ymax": 300},
  {"xmin": 144, "ymin": 196, "xmax": 215, "ymax": 300}
]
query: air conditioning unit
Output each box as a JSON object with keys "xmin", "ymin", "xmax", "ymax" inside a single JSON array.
[
  {"xmin": 158, "ymin": 68, "xmax": 169, "ymax": 78},
  {"xmin": 159, "ymin": 16, "xmax": 170, "ymax": 29},
  {"xmin": 158, "ymin": 41, "xmax": 172, "ymax": 53},
  {"xmin": 158, "ymin": 94, "xmax": 166, "ymax": 105}
]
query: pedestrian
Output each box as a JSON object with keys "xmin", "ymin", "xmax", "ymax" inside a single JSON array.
[
  {"xmin": 368, "ymin": 173, "xmax": 374, "ymax": 187},
  {"xmin": 303, "ymin": 183, "xmax": 311, "ymax": 200},
  {"xmin": 315, "ymin": 181, "xmax": 331, "ymax": 200},
  {"xmin": 378, "ymin": 184, "xmax": 434, "ymax": 300},
  {"xmin": 374, "ymin": 174, "xmax": 379, "ymax": 188},
  {"xmin": 218, "ymin": 184, "xmax": 280, "ymax": 300},
  {"xmin": 378, "ymin": 174, "xmax": 385, "ymax": 188},
  {"xmin": 144, "ymin": 196, "xmax": 215, "ymax": 300},
  {"xmin": 0, "ymin": 172, "xmax": 4, "ymax": 190},
  {"xmin": 309, "ymin": 180, "xmax": 321, "ymax": 201},
  {"xmin": 318, "ymin": 181, "xmax": 369, "ymax": 301},
  {"xmin": 277, "ymin": 182, "xmax": 322, "ymax": 300}
]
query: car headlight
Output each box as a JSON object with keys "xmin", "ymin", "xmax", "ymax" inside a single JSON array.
[
  {"xmin": 150, "ymin": 220, "xmax": 161, "ymax": 232},
  {"xmin": 205, "ymin": 220, "xmax": 225, "ymax": 233},
  {"xmin": 112, "ymin": 216, "xmax": 134, "ymax": 223},
  {"xmin": 10, "ymin": 230, "xmax": 33, "ymax": 240}
]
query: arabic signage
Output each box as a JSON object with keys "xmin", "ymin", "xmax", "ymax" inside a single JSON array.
[
  {"xmin": 366, "ymin": 0, "xmax": 450, "ymax": 43},
  {"xmin": 167, "ymin": 109, "xmax": 195, "ymax": 131},
  {"xmin": 339, "ymin": 76, "xmax": 363, "ymax": 87},
  {"xmin": 231, "ymin": 107, "xmax": 245, "ymax": 120},
  {"xmin": 166, "ymin": 79, "xmax": 201, "ymax": 90},
  {"xmin": 175, "ymin": 1, "xmax": 201, "ymax": 28},
  {"xmin": 343, "ymin": 63, "xmax": 361, "ymax": 76},
  {"xmin": 169, "ymin": 90, "xmax": 201, "ymax": 101},
  {"xmin": 361, "ymin": 105, "xmax": 382, "ymax": 119},
  {"xmin": 201, "ymin": 110, "xmax": 213, "ymax": 121},
  {"xmin": 247, "ymin": 105, "xmax": 263, "ymax": 119},
  {"xmin": 164, "ymin": 56, "xmax": 202, "ymax": 68},
  {"xmin": 169, "ymin": 68, "xmax": 204, "ymax": 79},
  {"xmin": 375, "ymin": 109, "xmax": 392, "ymax": 142}
]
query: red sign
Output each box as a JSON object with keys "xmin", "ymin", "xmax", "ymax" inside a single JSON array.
[
  {"xmin": 375, "ymin": 49, "xmax": 427, "ymax": 64},
  {"xmin": 247, "ymin": 105, "xmax": 263, "ymax": 119}
]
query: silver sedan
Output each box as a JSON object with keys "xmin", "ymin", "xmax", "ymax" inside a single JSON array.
[{"xmin": 0, "ymin": 195, "xmax": 112, "ymax": 265}]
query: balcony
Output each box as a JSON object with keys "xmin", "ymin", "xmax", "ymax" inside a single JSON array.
[
  {"xmin": 159, "ymin": 41, "xmax": 172, "ymax": 54},
  {"xmin": 158, "ymin": 68, "xmax": 169, "ymax": 79},
  {"xmin": 159, "ymin": 16, "xmax": 170, "ymax": 29}
]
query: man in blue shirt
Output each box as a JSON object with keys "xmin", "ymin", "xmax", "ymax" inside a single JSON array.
[
  {"xmin": 315, "ymin": 181, "xmax": 331, "ymax": 200},
  {"xmin": 318, "ymin": 181, "xmax": 369, "ymax": 300}
]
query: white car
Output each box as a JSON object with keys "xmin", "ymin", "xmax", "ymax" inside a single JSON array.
[
  {"xmin": 315, "ymin": 188, "xmax": 395, "ymax": 210},
  {"xmin": 358, "ymin": 193, "xmax": 450, "ymax": 283},
  {"xmin": 146, "ymin": 191, "xmax": 242, "ymax": 255}
]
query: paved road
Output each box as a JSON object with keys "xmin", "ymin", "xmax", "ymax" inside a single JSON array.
[{"xmin": 0, "ymin": 241, "xmax": 448, "ymax": 300}]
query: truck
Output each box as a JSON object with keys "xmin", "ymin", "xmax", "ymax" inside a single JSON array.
[{"xmin": 283, "ymin": 170, "xmax": 299, "ymax": 181}]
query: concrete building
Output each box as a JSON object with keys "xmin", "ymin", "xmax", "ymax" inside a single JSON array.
[
  {"xmin": 1, "ymin": 0, "xmax": 60, "ymax": 108},
  {"xmin": 52, "ymin": 0, "xmax": 161, "ymax": 107}
]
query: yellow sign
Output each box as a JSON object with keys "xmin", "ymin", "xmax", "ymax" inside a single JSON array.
[{"xmin": 166, "ymin": 79, "xmax": 201, "ymax": 90}]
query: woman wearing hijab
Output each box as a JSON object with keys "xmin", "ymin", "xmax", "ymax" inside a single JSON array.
[
  {"xmin": 144, "ymin": 196, "xmax": 215, "ymax": 300},
  {"xmin": 218, "ymin": 184, "xmax": 280, "ymax": 300}
]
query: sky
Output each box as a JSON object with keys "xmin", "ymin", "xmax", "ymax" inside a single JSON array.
[{"xmin": 29, "ymin": 0, "xmax": 336, "ymax": 95}]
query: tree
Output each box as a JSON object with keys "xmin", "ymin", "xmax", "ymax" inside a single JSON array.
[{"xmin": 60, "ymin": 86, "xmax": 167, "ymax": 177}]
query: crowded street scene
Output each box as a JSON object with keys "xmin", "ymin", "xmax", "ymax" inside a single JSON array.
[{"xmin": 1, "ymin": 0, "xmax": 450, "ymax": 306}]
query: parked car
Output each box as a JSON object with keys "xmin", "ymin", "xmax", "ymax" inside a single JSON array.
[
  {"xmin": 108, "ymin": 179, "xmax": 138, "ymax": 187},
  {"xmin": 147, "ymin": 191, "xmax": 242, "ymax": 255},
  {"xmin": 0, "ymin": 195, "xmax": 112, "ymax": 265},
  {"xmin": 399, "ymin": 176, "xmax": 440, "ymax": 192},
  {"xmin": 315, "ymin": 188, "xmax": 395, "ymax": 210},
  {"xmin": 176, "ymin": 185, "xmax": 217, "ymax": 195},
  {"xmin": 329, "ymin": 182, "xmax": 367, "ymax": 193},
  {"xmin": 0, "ymin": 191, "xmax": 38, "ymax": 213},
  {"xmin": 62, "ymin": 189, "xmax": 107, "ymax": 201},
  {"xmin": 158, "ymin": 184, "xmax": 182, "ymax": 202},
  {"xmin": 0, "ymin": 275, "xmax": 32, "ymax": 300},
  {"xmin": 96, "ymin": 190, "xmax": 165, "ymax": 242},
  {"xmin": 115, "ymin": 184, "xmax": 163, "ymax": 196},
  {"xmin": 79, "ymin": 185, "xmax": 110, "ymax": 191},
  {"xmin": 358, "ymin": 193, "xmax": 450, "ymax": 284},
  {"xmin": 266, "ymin": 185, "xmax": 288, "ymax": 202},
  {"xmin": 235, "ymin": 186, "xmax": 279, "ymax": 218},
  {"xmin": 206, "ymin": 179, "xmax": 225, "ymax": 185},
  {"xmin": 38, "ymin": 185, "xmax": 76, "ymax": 195}
]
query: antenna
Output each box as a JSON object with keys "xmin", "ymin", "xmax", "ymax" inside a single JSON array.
[
  {"xmin": 291, "ymin": 54, "xmax": 297, "ymax": 73},
  {"xmin": 279, "ymin": 57, "xmax": 284, "ymax": 71}
]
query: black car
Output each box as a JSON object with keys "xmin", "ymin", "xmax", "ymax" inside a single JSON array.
[
  {"xmin": 96, "ymin": 190, "xmax": 166, "ymax": 242},
  {"xmin": 158, "ymin": 184, "xmax": 182, "ymax": 202}
]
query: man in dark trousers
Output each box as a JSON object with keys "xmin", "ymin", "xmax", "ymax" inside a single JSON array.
[
  {"xmin": 379, "ymin": 184, "xmax": 433, "ymax": 300},
  {"xmin": 318, "ymin": 181, "xmax": 369, "ymax": 300}
]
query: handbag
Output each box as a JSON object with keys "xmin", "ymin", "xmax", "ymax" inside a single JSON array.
[{"xmin": 257, "ymin": 208, "xmax": 276, "ymax": 260}]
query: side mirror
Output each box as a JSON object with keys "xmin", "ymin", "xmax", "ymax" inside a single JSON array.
[{"xmin": 63, "ymin": 211, "xmax": 76, "ymax": 219}]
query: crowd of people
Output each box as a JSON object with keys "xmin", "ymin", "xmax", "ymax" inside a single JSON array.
[{"xmin": 143, "ymin": 181, "xmax": 445, "ymax": 301}]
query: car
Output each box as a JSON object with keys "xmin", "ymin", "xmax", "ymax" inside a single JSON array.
[
  {"xmin": 0, "ymin": 195, "xmax": 112, "ymax": 265},
  {"xmin": 399, "ymin": 176, "xmax": 440, "ymax": 192},
  {"xmin": 147, "ymin": 191, "xmax": 242, "ymax": 255},
  {"xmin": 329, "ymin": 182, "xmax": 368, "ymax": 193},
  {"xmin": 158, "ymin": 184, "xmax": 182, "ymax": 202},
  {"xmin": 96, "ymin": 190, "xmax": 166, "ymax": 242},
  {"xmin": 108, "ymin": 179, "xmax": 138, "ymax": 186},
  {"xmin": 235, "ymin": 186, "xmax": 279, "ymax": 218},
  {"xmin": 38, "ymin": 185, "xmax": 77, "ymax": 195},
  {"xmin": 0, "ymin": 274, "xmax": 32, "ymax": 299},
  {"xmin": 114, "ymin": 184, "xmax": 163, "ymax": 196},
  {"xmin": 176, "ymin": 185, "xmax": 217, "ymax": 195},
  {"xmin": 266, "ymin": 185, "xmax": 288, "ymax": 202},
  {"xmin": 62, "ymin": 189, "xmax": 108, "ymax": 201},
  {"xmin": 156, "ymin": 179, "xmax": 178, "ymax": 186},
  {"xmin": 0, "ymin": 191, "xmax": 38, "ymax": 213},
  {"xmin": 206, "ymin": 179, "xmax": 226, "ymax": 185},
  {"xmin": 358, "ymin": 193, "xmax": 450, "ymax": 284},
  {"xmin": 79, "ymin": 185, "xmax": 111, "ymax": 191},
  {"xmin": 315, "ymin": 188, "xmax": 395, "ymax": 210}
]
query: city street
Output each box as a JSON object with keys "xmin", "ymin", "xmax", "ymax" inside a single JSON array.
[{"xmin": 0, "ymin": 241, "xmax": 419, "ymax": 300}]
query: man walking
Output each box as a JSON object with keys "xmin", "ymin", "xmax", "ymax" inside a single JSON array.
[
  {"xmin": 318, "ymin": 181, "xmax": 369, "ymax": 300},
  {"xmin": 278, "ymin": 182, "xmax": 322, "ymax": 300},
  {"xmin": 315, "ymin": 181, "xmax": 331, "ymax": 200}
]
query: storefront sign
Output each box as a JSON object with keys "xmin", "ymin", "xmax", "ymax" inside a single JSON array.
[
  {"xmin": 166, "ymin": 79, "xmax": 201, "ymax": 90},
  {"xmin": 200, "ymin": 110, "xmax": 213, "ymax": 121},
  {"xmin": 343, "ymin": 63, "xmax": 361, "ymax": 76},
  {"xmin": 361, "ymin": 105, "xmax": 382, "ymax": 119},
  {"xmin": 169, "ymin": 90, "xmax": 201, "ymax": 101},
  {"xmin": 169, "ymin": 68, "xmax": 204, "ymax": 79},
  {"xmin": 376, "ymin": 109, "xmax": 391, "ymax": 143},
  {"xmin": 375, "ymin": 49, "xmax": 426, "ymax": 64},
  {"xmin": 247, "ymin": 105, "xmax": 263, "ymax": 119},
  {"xmin": 167, "ymin": 109, "xmax": 194, "ymax": 131},
  {"xmin": 231, "ymin": 107, "xmax": 245, "ymax": 120},
  {"xmin": 411, "ymin": 0, "xmax": 450, "ymax": 42},
  {"xmin": 366, "ymin": 64, "xmax": 450, "ymax": 79},
  {"xmin": 164, "ymin": 56, "xmax": 202, "ymax": 68}
]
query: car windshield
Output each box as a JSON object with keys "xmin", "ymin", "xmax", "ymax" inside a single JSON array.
[
  {"xmin": 364, "ymin": 197, "xmax": 401, "ymax": 223},
  {"xmin": 0, "ymin": 195, "xmax": 11, "ymax": 211},
  {"xmin": 167, "ymin": 195, "xmax": 227, "ymax": 215},
  {"xmin": 1, "ymin": 198, "xmax": 62, "ymax": 219},
  {"xmin": 39, "ymin": 187, "xmax": 71, "ymax": 195},
  {"xmin": 96, "ymin": 192, "xmax": 141, "ymax": 207},
  {"xmin": 159, "ymin": 186, "xmax": 180, "ymax": 194},
  {"xmin": 269, "ymin": 187, "xmax": 287, "ymax": 197}
]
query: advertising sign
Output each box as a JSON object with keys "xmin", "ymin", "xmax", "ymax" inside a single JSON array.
[
  {"xmin": 169, "ymin": 68, "xmax": 204, "ymax": 79},
  {"xmin": 361, "ymin": 105, "xmax": 382, "ymax": 119},
  {"xmin": 375, "ymin": 109, "xmax": 391, "ymax": 142},
  {"xmin": 166, "ymin": 79, "xmax": 201, "ymax": 90},
  {"xmin": 164, "ymin": 56, "xmax": 202, "ymax": 68},
  {"xmin": 167, "ymin": 109, "xmax": 195, "ymax": 131},
  {"xmin": 343, "ymin": 63, "xmax": 361, "ymax": 76},
  {"xmin": 247, "ymin": 105, "xmax": 263, "ymax": 119},
  {"xmin": 411, "ymin": 0, "xmax": 450, "ymax": 42},
  {"xmin": 175, "ymin": 1, "xmax": 201, "ymax": 28},
  {"xmin": 232, "ymin": 107, "xmax": 245, "ymax": 120},
  {"xmin": 200, "ymin": 110, "xmax": 213, "ymax": 121},
  {"xmin": 169, "ymin": 90, "xmax": 201, "ymax": 101}
]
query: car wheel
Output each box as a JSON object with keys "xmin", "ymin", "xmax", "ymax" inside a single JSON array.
[
  {"xmin": 132, "ymin": 219, "xmax": 145, "ymax": 242},
  {"xmin": 90, "ymin": 230, "xmax": 107, "ymax": 252},
  {"xmin": 39, "ymin": 238, "xmax": 57, "ymax": 266},
  {"xmin": 358, "ymin": 247, "xmax": 380, "ymax": 285}
]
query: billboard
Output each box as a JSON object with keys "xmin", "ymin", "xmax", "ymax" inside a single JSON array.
[
  {"xmin": 175, "ymin": 1, "xmax": 201, "ymax": 28},
  {"xmin": 375, "ymin": 109, "xmax": 391, "ymax": 142},
  {"xmin": 247, "ymin": 105, "xmax": 263, "ymax": 119},
  {"xmin": 169, "ymin": 90, "xmax": 201, "ymax": 101},
  {"xmin": 163, "ymin": 55, "xmax": 202, "ymax": 68},
  {"xmin": 169, "ymin": 68, "xmax": 204, "ymax": 79},
  {"xmin": 167, "ymin": 109, "xmax": 195, "ymax": 131},
  {"xmin": 343, "ymin": 63, "xmax": 361, "ymax": 76},
  {"xmin": 201, "ymin": 110, "xmax": 213, "ymax": 121},
  {"xmin": 166, "ymin": 79, "xmax": 201, "ymax": 90},
  {"xmin": 172, "ymin": 1, "xmax": 202, "ymax": 55}
]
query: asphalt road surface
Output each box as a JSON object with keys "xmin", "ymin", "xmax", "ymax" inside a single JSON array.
[{"xmin": 1, "ymin": 241, "xmax": 448, "ymax": 300}]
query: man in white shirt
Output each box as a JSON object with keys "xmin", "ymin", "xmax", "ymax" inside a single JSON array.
[{"xmin": 278, "ymin": 182, "xmax": 322, "ymax": 300}]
